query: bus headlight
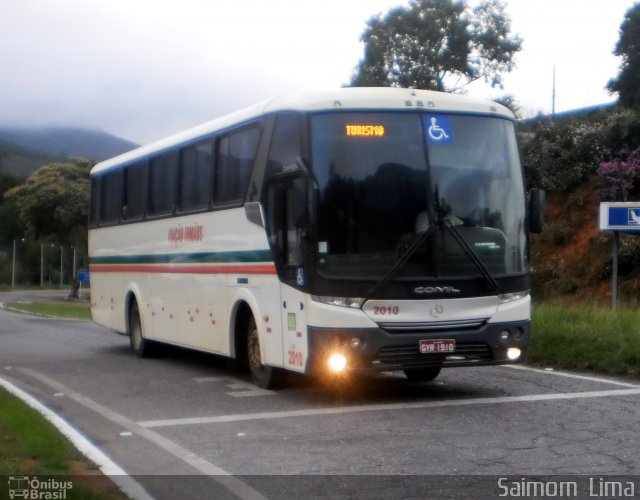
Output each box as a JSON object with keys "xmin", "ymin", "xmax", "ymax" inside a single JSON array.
[
  {"xmin": 311, "ymin": 296, "xmax": 365, "ymax": 309},
  {"xmin": 499, "ymin": 291, "xmax": 530, "ymax": 303},
  {"xmin": 327, "ymin": 353, "xmax": 348, "ymax": 372},
  {"xmin": 507, "ymin": 347, "xmax": 522, "ymax": 361}
]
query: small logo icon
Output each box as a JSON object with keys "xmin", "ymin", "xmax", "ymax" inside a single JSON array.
[
  {"xmin": 8, "ymin": 476, "xmax": 29, "ymax": 499},
  {"xmin": 426, "ymin": 116, "xmax": 452, "ymax": 143},
  {"xmin": 429, "ymin": 304, "xmax": 444, "ymax": 318},
  {"xmin": 7, "ymin": 476, "xmax": 73, "ymax": 499}
]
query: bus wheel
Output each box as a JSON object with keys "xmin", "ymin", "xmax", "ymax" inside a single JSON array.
[
  {"xmin": 129, "ymin": 301, "xmax": 151, "ymax": 358},
  {"xmin": 247, "ymin": 318, "xmax": 282, "ymax": 389},
  {"xmin": 403, "ymin": 367, "xmax": 441, "ymax": 382}
]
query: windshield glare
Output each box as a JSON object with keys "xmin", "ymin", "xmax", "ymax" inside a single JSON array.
[{"xmin": 311, "ymin": 112, "xmax": 527, "ymax": 280}]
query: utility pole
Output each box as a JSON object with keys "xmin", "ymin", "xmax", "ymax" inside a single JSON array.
[
  {"xmin": 40, "ymin": 244, "xmax": 44, "ymax": 288},
  {"xmin": 11, "ymin": 239, "xmax": 16, "ymax": 289}
]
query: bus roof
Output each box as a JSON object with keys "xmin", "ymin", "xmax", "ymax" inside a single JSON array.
[{"xmin": 91, "ymin": 87, "xmax": 513, "ymax": 176}]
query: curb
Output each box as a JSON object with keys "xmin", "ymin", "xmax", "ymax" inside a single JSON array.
[{"xmin": 0, "ymin": 374, "xmax": 154, "ymax": 500}]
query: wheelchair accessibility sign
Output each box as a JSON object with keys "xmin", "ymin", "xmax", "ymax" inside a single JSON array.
[
  {"xmin": 425, "ymin": 115, "xmax": 452, "ymax": 144},
  {"xmin": 599, "ymin": 202, "xmax": 640, "ymax": 232}
]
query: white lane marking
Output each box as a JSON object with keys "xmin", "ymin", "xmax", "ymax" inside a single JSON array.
[
  {"xmin": 505, "ymin": 364, "xmax": 640, "ymax": 388},
  {"xmin": 17, "ymin": 367, "xmax": 269, "ymax": 500},
  {"xmin": 0, "ymin": 374, "xmax": 153, "ymax": 500},
  {"xmin": 138, "ymin": 388, "xmax": 640, "ymax": 428}
]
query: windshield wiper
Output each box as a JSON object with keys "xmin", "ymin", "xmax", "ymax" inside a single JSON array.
[
  {"xmin": 366, "ymin": 224, "xmax": 437, "ymax": 300},
  {"xmin": 433, "ymin": 184, "xmax": 498, "ymax": 293},
  {"xmin": 442, "ymin": 219, "xmax": 499, "ymax": 293}
]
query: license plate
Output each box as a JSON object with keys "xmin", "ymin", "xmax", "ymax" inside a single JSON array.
[{"xmin": 419, "ymin": 339, "xmax": 455, "ymax": 354}]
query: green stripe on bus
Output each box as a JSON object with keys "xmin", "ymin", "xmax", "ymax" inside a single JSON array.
[{"xmin": 89, "ymin": 249, "xmax": 273, "ymax": 265}]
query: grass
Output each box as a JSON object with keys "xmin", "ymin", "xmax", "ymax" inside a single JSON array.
[
  {"xmin": 530, "ymin": 303, "xmax": 640, "ymax": 377},
  {"xmin": 8, "ymin": 301, "xmax": 92, "ymax": 320},
  {"xmin": 0, "ymin": 387, "xmax": 125, "ymax": 499},
  {"xmin": 0, "ymin": 387, "xmax": 84, "ymax": 476}
]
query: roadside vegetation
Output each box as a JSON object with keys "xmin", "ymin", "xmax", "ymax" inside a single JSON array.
[
  {"xmin": 0, "ymin": 387, "xmax": 125, "ymax": 499},
  {"xmin": 530, "ymin": 303, "xmax": 640, "ymax": 377},
  {"xmin": 7, "ymin": 300, "xmax": 91, "ymax": 319}
]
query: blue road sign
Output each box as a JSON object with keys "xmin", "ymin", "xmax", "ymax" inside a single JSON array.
[{"xmin": 599, "ymin": 202, "xmax": 640, "ymax": 232}]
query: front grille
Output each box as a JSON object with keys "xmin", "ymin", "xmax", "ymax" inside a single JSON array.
[
  {"xmin": 378, "ymin": 319, "xmax": 487, "ymax": 334},
  {"xmin": 371, "ymin": 342, "xmax": 492, "ymax": 370}
]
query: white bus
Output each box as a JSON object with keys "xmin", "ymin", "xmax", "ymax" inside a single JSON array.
[{"xmin": 89, "ymin": 88, "xmax": 544, "ymax": 388}]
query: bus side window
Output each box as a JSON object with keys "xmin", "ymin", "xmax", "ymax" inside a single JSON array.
[
  {"xmin": 215, "ymin": 126, "xmax": 261, "ymax": 205},
  {"xmin": 267, "ymin": 113, "xmax": 302, "ymax": 173},
  {"xmin": 285, "ymin": 178, "xmax": 306, "ymax": 267},
  {"xmin": 124, "ymin": 161, "xmax": 148, "ymax": 220},
  {"xmin": 266, "ymin": 114, "xmax": 305, "ymax": 268},
  {"xmin": 99, "ymin": 170, "xmax": 123, "ymax": 225},
  {"xmin": 267, "ymin": 181, "xmax": 304, "ymax": 268},
  {"xmin": 149, "ymin": 153, "xmax": 178, "ymax": 216},
  {"xmin": 180, "ymin": 140, "xmax": 213, "ymax": 211},
  {"xmin": 89, "ymin": 176, "xmax": 100, "ymax": 227}
]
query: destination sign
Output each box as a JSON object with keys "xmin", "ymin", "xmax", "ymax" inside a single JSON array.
[{"xmin": 345, "ymin": 124, "xmax": 385, "ymax": 137}]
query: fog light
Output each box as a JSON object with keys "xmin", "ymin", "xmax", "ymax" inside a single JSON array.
[
  {"xmin": 499, "ymin": 330, "xmax": 511, "ymax": 342},
  {"xmin": 327, "ymin": 353, "xmax": 348, "ymax": 372},
  {"xmin": 507, "ymin": 347, "xmax": 522, "ymax": 361}
]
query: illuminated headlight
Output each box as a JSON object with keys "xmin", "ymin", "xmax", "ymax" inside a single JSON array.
[
  {"xmin": 312, "ymin": 296, "xmax": 365, "ymax": 309},
  {"xmin": 499, "ymin": 291, "xmax": 530, "ymax": 304},
  {"xmin": 327, "ymin": 353, "xmax": 348, "ymax": 372},
  {"xmin": 507, "ymin": 347, "xmax": 522, "ymax": 361}
]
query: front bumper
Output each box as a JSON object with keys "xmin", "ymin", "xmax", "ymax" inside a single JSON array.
[{"xmin": 307, "ymin": 320, "xmax": 530, "ymax": 374}]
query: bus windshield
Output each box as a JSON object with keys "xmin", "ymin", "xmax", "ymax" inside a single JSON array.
[{"xmin": 311, "ymin": 111, "xmax": 527, "ymax": 280}]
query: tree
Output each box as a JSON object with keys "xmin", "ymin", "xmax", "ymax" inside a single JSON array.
[
  {"xmin": 0, "ymin": 173, "xmax": 21, "ymax": 245},
  {"xmin": 608, "ymin": 3, "xmax": 640, "ymax": 109},
  {"xmin": 597, "ymin": 148, "xmax": 640, "ymax": 201},
  {"xmin": 5, "ymin": 158, "xmax": 93, "ymax": 293},
  {"xmin": 5, "ymin": 159, "xmax": 92, "ymax": 243},
  {"xmin": 350, "ymin": 0, "xmax": 522, "ymax": 92}
]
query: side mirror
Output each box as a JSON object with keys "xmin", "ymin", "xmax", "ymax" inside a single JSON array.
[
  {"xmin": 529, "ymin": 188, "xmax": 545, "ymax": 234},
  {"xmin": 523, "ymin": 164, "xmax": 542, "ymax": 191}
]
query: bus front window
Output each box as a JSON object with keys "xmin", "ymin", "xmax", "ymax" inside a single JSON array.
[{"xmin": 310, "ymin": 112, "xmax": 527, "ymax": 281}]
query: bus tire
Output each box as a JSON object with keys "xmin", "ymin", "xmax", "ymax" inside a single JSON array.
[
  {"xmin": 403, "ymin": 366, "xmax": 441, "ymax": 382},
  {"xmin": 247, "ymin": 317, "xmax": 283, "ymax": 389},
  {"xmin": 129, "ymin": 300, "xmax": 152, "ymax": 358}
]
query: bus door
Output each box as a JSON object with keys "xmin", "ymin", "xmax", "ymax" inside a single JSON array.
[{"xmin": 268, "ymin": 177, "xmax": 310, "ymax": 373}]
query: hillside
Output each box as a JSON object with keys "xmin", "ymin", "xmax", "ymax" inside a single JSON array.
[
  {"xmin": 0, "ymin": 126, "xmax": 138, "ymax": 180},
  {"xmin": 0, "ymin": 125, "xmax": 138, "ymax": 161},
  {"xmin": 0, "ymin": 140, "xmax": 62, "ymax": 180},
  {"xmin": 531, "ymin": 180, "xmax": 640, "ymax": 306}
]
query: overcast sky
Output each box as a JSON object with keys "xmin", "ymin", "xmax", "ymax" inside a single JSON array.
[{"xmin": 0, "ymin": 0, "xmax": 635, "ymax": 144}]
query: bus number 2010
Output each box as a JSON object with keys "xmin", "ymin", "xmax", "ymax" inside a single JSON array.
[
  {"xmin": 374, "ymin": 306, "xmax": 399, "ymax": 315},
  {"xmin": 288, "ymin": 350, "xmax": 303, "ymax": 367}
]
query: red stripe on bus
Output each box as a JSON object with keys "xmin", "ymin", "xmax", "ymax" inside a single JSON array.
[{"xmin": 89, "ymin": 264, "xmax": 277, "ymax": 275}]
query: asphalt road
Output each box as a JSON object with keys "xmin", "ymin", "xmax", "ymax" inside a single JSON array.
[{"xmin": 1, "ymin": 290, "xmax": 640, "ymax": 499}]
